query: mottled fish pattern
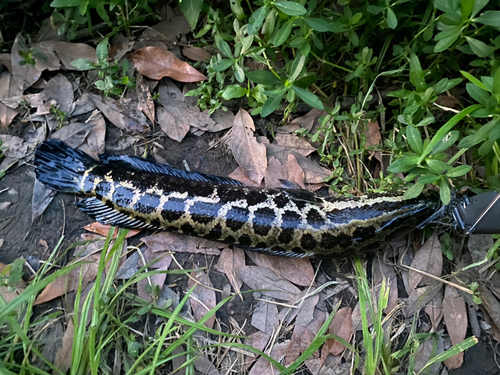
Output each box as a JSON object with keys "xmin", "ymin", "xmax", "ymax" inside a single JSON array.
[{"xmin": 35, "ymin": 140, "xmax": 441, "ymax": 258}]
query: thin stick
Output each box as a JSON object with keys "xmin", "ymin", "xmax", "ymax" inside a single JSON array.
[{"xmin": 400, "ymin": 264, "xmax": 473, "ymax": 295}]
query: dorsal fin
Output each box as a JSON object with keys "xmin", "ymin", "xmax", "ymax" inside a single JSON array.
[{"xmin": 99, "ymin": 155, "xmax": 244, "ymax": 186}]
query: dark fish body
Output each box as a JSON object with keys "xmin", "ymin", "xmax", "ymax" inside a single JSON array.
[{"xmin": 34, "ymin": 140, "xmax": 440, "ymax": 257}]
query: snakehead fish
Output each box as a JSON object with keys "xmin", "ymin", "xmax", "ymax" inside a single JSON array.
[{"xmin": 34, "ymin": 139, "xmax": 441, "ymax": 258}]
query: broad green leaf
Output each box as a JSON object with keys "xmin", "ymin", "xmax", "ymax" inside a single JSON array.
[
  {"xmin": 179, "ymin": 0, "xmax": 204, "ymax": 31},
  {"xmin": 50, "ymin": 0, "xmax": 80, "ymax": 7},
  {"xmin": 418, "ymin": 104, "xmax": 482, "ymax": 163},
  {"xmin": 261, "ymin": 94, "xmax": 284, "ymax": 117},
  {"xmin": 446, "ymin": 165, "xmax": 471, "ymax": 178},
  {"xmin": 409, "ymin": 54, "xmax": 426, "ymax": 92},
  {"xmin": 474, "ymin": 10, "xmax": 500, "ymax": 26},
  {"xmin": 79, "ymin": 0, "xmax": 89, "ymax": 15},
  {"xmin": 230, "ymin": 0, "xmax": 245, "ymax": 20},
  {"xmin": 472, "ymin": 0, "xmax": 489, "ymax": 17},
  {"xmin": 433, "ymin": 77, "xmax": 462, "ymax": 94},
  {"xmin": 492, "ymin": 66, "xmax": 500, "ymax": 102},
  {"xmin": 466, "ymin": 82, "xmax": 490, "ymax": 104},
  {"xmin": 96, "ymin": 38, "xmax": 109, "ymax": 60},
  {"xmin": 292, "ymin": 86, "xmax": 324, "ymax": 110},
  {"xmin": 216, "ymin": 38, "xmax": 233, "ymax": 58},
  {"xmin": 274, "ymin": 1, "xmax": 306, "ymax": 16},
  {"xmin": 434, "ymin": 33, "xmax": 461, "ymax": 52},
  {"xmin": 367, "ymin": 5, "xmax": 384, "ymax": 14},
  {"xmin": 273, "ymin": 21, "xmax": 293, "ymax": 47},
  {"xmin": 388, "ymin": 156, "xmax": 421, "ymax": 173},
  {"xmin": 387, "ymin": 8, "xmax": 398, "ymax": 29},
  {"xmin": 440, "ymin": 179, "xmax": 451, "ymax": 205},
  {"xmin": 221, "ymin": 85, "xmax": 247, "ymax": 100},
  {"xmin": 290, "ymin": 54, "xmax": 306, "ymax": 81},
  {"xmin": 426, "ymin": 159, "xmax": 450, "ymax": 174},
  {"xmin": 434, "ymin": 0, "xmax": 460, "ymax": 13},
  {"xmin": 406, "ymin": 126, "xmax": 423, "ymax": 154},
  {"xmin": 478, "ymin": 138, "xmax": 495, "ymax": 155},
  {"xmin": 248, "ymin": 5, "xmax": 270, "ymax": 34},
  {"xmin": 420, "ymin": 337, "xmax": 478, "ymax": 373},
  {"xmin": 418, "ymin": 174, "xmax": 440, "ymax": 184},
  {"xmin": 304, "ymin": 18, "xmax": 331, "ymax": 32},
  {"xmin": 466, "ymin": 37, "xmax": 495, "ymax": 57},
  {"xmin": 460, "ymin": 0, "xmax": 475, "ymax": 20},
  {"xmin": 351, "ymin": 12, "xmax": 363, "ymax": 25},
  {"xmin": 70, "ymin": 58, "xmax": 93, "ymax": 70},
  {"xmin": 461, "ymin": 70, "xmax": 489, "ymax": 91},
  {"xmin": 212, "ymin": 59, "xmax": 234, "ymax": 71},
  {"xmin": 234, "ymin": 64, "xmax": 245, "ymax": 82},
  {"xmin": 404, "ymin": 182, "xmax": 425, "ymax": 200},
  {"xmin": 96, "ymin": 2, "xmax": 110, "ymax": 24},
  {"xmin": 431, "ymin": 130, "xmax": 459, "ymax": 154},
  {"xmin": 246, "ymin": 70, "xmax": 281, "ymax": 85}
]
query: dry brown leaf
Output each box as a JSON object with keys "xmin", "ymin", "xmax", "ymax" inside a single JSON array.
[
  {"xmin": 414, "ymin": 334, "xmax": 444, "ymax": 374},
  {"xmin": 409, "ymin": 234, "xmax": 443, "ymax": 289},
  {"xmin": 403, "ymin": 283, "xmax": 443, "ymax": 318},
  {"xmin": 268, "ymin": 256, "xmax": 315, "ymax": 287},
  {"xmin": 230, "ymin": 108, "xmax": 267, "ymax": 184},
  {"xmin": 243, "ymin": 331, "xmax": 271, "ymax": 369},
  {"xmin": 54, "ymin": 320, "xmax": 74, "ymax": 373},
  {"xmin": 77, "ymin": 111, "xmax": 106, "ymax": 159},
  {"xmin": 108, "ymin": 35, "xmax": 135, "ymax": 61},
  {"xmin": 188, "ymin": 269, "xmax": 216, "ymax": 328},
  {"xmin": 71, "ymin": 93, "xmax": 97, "ymax": 117},
  {"xmin": 194, "ymin": 355, "xmax": 220, "ymax": 375},
  {"xmin": 50, "ymin": 123, "xmax": 94, "ymax": 149},
  {"xmin": 34, "ymin": 257, "xmax": 100, "ymax": 305},
  {"xmin": 83, "ymin": 222, "xmax": 141, "ymax": 238},
  {"xmin": 0, "ymin": 263, "xmax": 26, "ymax": 303},
  {"xmin": 425, "ymin": 287, "xmax": 444, "ymax": 330},
  {"xmin": 372, "ymin": 255, "xmax": 399, "ymax": 313},
  {"xmin": 136, "ymin": 74, "xmax": 155, "ymax": 124},
  {"xmin": 264, "ymin": 157, "xmax": 287, "ymax": 188},
  {"xmin": 157, "ymin": 79, "xmax": 215, "ymax": 141},
  {"xmin": 228, "ymin": 166, "xmax": 261, "ymax": 186},
  {"xmin": 142, "ymin": 232, "xmax": 222, "ymax": 255},
  {"xmin": 137, "ymin": 248, "xmax": 172, "ymax": 302},
  {"xmin": 289, "ymin": 108, "xmax": 326, "ymax": 133},
  {"xmin": 11, "ymin": 35, "xmax": 60, "ymax": 91},
  {"xmin": 479, "ymin": 284, "xmax": 500, "ymax": 338},
  {"xmin": 89, "ymin": 93, "xmax": 150, "ymax": 133},
  {"xmin": 285, "ymin": 308, "xmax": 326, "ymax": 366},
  {"xmin": 239, "ymin": 266, "xmax": 301, "ymax": 300},
  {"xmin": 251, "ymin": 298, "xmax": 279, "ymax": 335},
  {"xmin": 31, "ymin": 179, "xmax": 56, "ymax": 223},
  {"xmin": 364, "ymin": 120, "xmax": 382, "ymax": 147},
  {"xmin": 218, "ymin": 247, "xmax": 245, "ymax": 296},
  {"xmin": 0, "ymin": 72, "xmax": 20, "ymax": 128},
  {"xmin": 249, "ymin": 341, "xmax": 289, "ymax": 375},
  {"xmin": 206, "ymin": 108, "xmax": 235, "ymax": 132},
  {"xmin": 0, "ymin": 135, "xmax": 27, "ymax": 170},
  {"xmin": 37, "ymin": 41, "xmax": 97, "ymax": 70},
  {"xmin": 288, "ymin": 151, "xmax": 331, "ymax": 184},
  {"xmin": 286, "ymin": 153, "xmax": 306, "ymax": 188},
  {"xmin": 0, "ymin": 53, "xmax": 12, "ymax": 72},
  {"xmin": 273, "ymin": 133, "xmax": 316, "ymax": 156},
  {"xmin": 321, "ymin": 307, "xmax": 353, "ymax": 360},
  {"xmin": 443, "ymin": 285, "xmax": 467, "ymax": 369},
  {"xmin": 139, "ymin": 18, "xmax": 191, "ymax": 48},
  {"xmin": 278, "ymin": 289, "xmax": 319, "ymax": 327},
  {"xmin": 182, "ymin": 46, "xmax": 212, "ymax": 62},
  {"xmin": 43, "ymin": 73, "xmax": 74, "ymax": 114},
  {"xmin": 130, "ymin": 46, "xmax": 207, "ymax": 82}
]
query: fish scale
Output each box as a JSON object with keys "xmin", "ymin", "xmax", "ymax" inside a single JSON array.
[{"xmin": 34, "ymin": 139, "xmax": 442, "ymax": 258}]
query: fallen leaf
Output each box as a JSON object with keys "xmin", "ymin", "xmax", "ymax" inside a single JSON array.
[
  {"xmin": 109, "ymin": 35, "xmax": 135, "ymax": 61},
  {"xmin": 11, "ymin": 34, "xmax": 60, "ymax": 91},
  {"xmin": 137, "ymin": 248, "xmax": 172, "ymax": 302},
  {"xmin": 136, "ymin": 74, "xmax": 155, "ymax": 124},
  {"xmin": 142, "ymin": 232, "xmax": 222, "ymax": 255},
  {"xmin": 90, "ymin": 93, "xmax": 150, "ymax": 133},
  {"xmin": 289, "ymin": 108, "xmax": 326, "ymax": 133},
  {"xmin": 83, "ymin": 222, "xmax": 141, "ymax": 238},
  {"xmin": 77, "ymin": 111, "xmax": 106, "ymax": 159},
  {"xmin": 372, "ymin": 255, "xmax": 399, "ymax": 313},
  {"xmin": 139, "ymin": 18, "xmax": 191, "ymax": 48},
  {"xmin": 425, "ymin": 287, "xmax": 444, "ymax": 330},
  {"xmin": 188, "ymin": 269, "xmax": 217, "ymax": 328},
  {"xmin": 286, "ymin": 153, "xmax": 306, "ymax": 188},
  {"xmin": 443, "ymin": 285, "xmax": 467, "ymax": 369},
  {"xmin": 157, "ymin": 79, "xmax": 215, "ymax": 141},
  {"xmin": 321, "ymin": 307, "xmax": 353, "ymax": 360},
  {"xmin": 409, "ymin": 234, "xmax": 443, "ymax": 290},
  {"xmin": 244, "ymin": 331, "xmax": 270, "ymax": 369},
  {"xmin": 194, "ymin": 355, "xmax": 220, "ymax": 375},
  {"xmin": 43, "ymin": 73, "xmax": 74, "ymax": 114},
  {"xmin": 403, "ymin": 283, "xmax": 443, "ymax": 318},
  {"xmin": 182, "ymin": 46, "xmax": 212, "ymax": 62},
  {"xmin": 130, "ymin": 47, "xmax": 207, "ymax": 82},
  {"xmin": 264, "ymin": 157, "xmax": 287, "ymax": 188},
  {"xmin": 230, "ymin": 108, "xmax": 267, "ymax": 184},
  {"xmin": 273, "ymin": 133, "xmax": 316, "ymax": 156},
  {"xmin": 414, "ymin": 334, "xmax": 445, "ymax": 374},
  {"xmin": 37, "ymin": 41, "xmax": 97, "ymax": 70},
  {"xmin": 285, "ymin": 308, "xmax": 326, "ymax": 366},
  {"xmin": 268, "ymin": 256, "xmax": 315, "ymax": 287},
  {"xmin": 54, "ymin": 320, "xmax": 75, "ymax": 373},
  {"xmin": 0, "ymin": 135, "xmax": 27, "ymax": 170},
  {"xmin": 0, "ymin": 265, "xmax": 26, "ymax": 303},
  {"xmin": 218, "ymin": 247, "xmax": 245, "ymax": 297},
  {"xmin": 34, "ymin": 257, "xmax": 100, "ymax": 305},
  {"xmin": 278, "ymin": 288, "xmax": 319, "ymax": 326},
  {"xmin": 228, "ymin": 166, "xmax": 261, "ymax": 186},
  {"xmin": 363, "ymin": 120, "xmax": 382, "ymax": 147},
  {"xmin": 0, "ymin": 72, "xmax": 20, "ymax": 128},
  {"xmin": 251, "ymin": 298, "xmax": 279, "ymax": 335},
  {"xmin": 206, "ymin": 108, "xmax": 235, "ymax": 132},
  {"xmin": 249, "ymin": 341, "xmax": 289, "ymax": 375},
  {"xmin": 50, "ymin": 122, "xmax": 94, "ymax": 149},
  {"xmin": 0, "ymin": 53, "xmax": 12, "ymax": 72},
  {"xmin": 291, "ymin": 152, "xmax": 331, "ymax": 184},
  {"xmin": 71, "ymin": 93, "xmax": 97, "ymax": 117},
  {"xmin": 31, "ymin": 179, "xmax": 56, "ymax": 223},
  {"xmin": 239, "ymin": 266, "xmax": 301, "ymax": 300},
  {"xmin": 479, "ymin": 284, "xmax": 500, "ymax": 338}
]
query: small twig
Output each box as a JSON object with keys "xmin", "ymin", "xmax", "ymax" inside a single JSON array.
[{"xmin": 400, "ymin": 264, "xmax": 473, "ymax": 295}]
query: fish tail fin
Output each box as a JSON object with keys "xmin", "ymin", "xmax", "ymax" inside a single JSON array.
[{"xmin": 34, "ymin": 139, "xmax": 98, "ymax": 193}]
